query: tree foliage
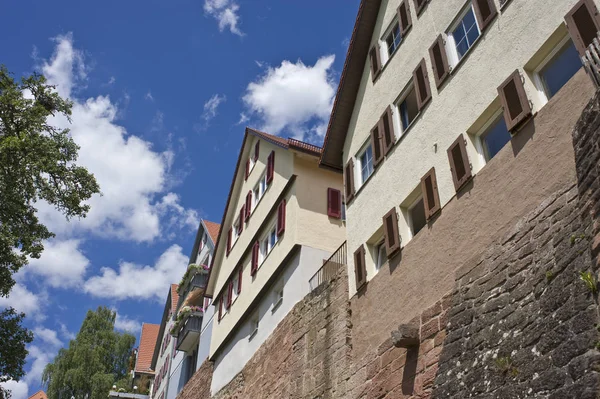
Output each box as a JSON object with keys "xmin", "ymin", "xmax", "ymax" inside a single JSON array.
[
  {"xmin": 42, "ymin": 307, "xmax": 136, "ymax": 399},
  {"xmin": 0, "ymin": 65, "xmax": 100, "ymax": 297},
  {"xmin": 0, "ymin": 308, "xmax": 34, "ymax": 399}
]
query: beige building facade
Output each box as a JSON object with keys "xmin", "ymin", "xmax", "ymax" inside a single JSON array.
[
  {"xmin": 204, "ymin": 128, "xmax": 345, "ymax": 393},
  {"xmin": 320, "ymin": 0, "xmax": 596, "ymax": 297}
]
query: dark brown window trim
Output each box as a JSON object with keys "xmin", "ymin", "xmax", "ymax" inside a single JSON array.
[
  {"xmin": 354, "ymin": 244, "xmax": 367, "ymax": 290},
  {"xmin": 497, "ymin": 69, "xmax": 532, "ymax": 133},
  {"xmin": 473, "ymin": 0, "xmax": 498, "ymax": 32},
  {"xmin": 429, "ymin": 34, "xmax": 450, "ymax": 89},
  {"xmin": 398, "ymin": 0, "xmax": 413, "ymax": 37},
  {"xmin": 413, "ymin": 0, "xmax": 430, "ymax": 17},
  {"xmin": 383, "ymin": 208, "xmax": 401, "ymax": 258},
  {"xmin": 447, "ymin": 134, "xmax": 473, "ymax": 192},
  {"xmin": 414, "ymin": 58, "xmax": 432, "ymax": 111},
  {"xmin": 565, "ymin": 0, "xmax": 600, "ymax": 56},
  {"xmin": 421, "ymin": 167, "xmax": 441, "ymax": 220}
]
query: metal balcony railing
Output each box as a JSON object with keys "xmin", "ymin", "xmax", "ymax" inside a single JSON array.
[
  {"xmin": 582, "ymin": 34, "xmax": 600, "ymax": 88},
  {"xmin": 308, "ymin": 241, "xmax": 347, "ymax": 292},
  {"xmin": 176, "ymin": 313, "xmax": 202, "ymax": 353},
  {"xmin": 176, "ymin": 268, "xmax": 209, "ymax": 311}
]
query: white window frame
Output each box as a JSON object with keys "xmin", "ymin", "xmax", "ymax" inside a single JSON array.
[
  {"xmin": 395, "ymin": 82, "xmax": 418, "ymax": 135},
  {"xmin": 249, "ymin": 314, "xmax": 259, "ymax": 340},
  {"xmin": 382, "ymin": 19, "xmax": 402, "ymax": 64},
  {"xmin": 272, "ymin": 282, "xmax": 284, "ymax": 312},
  {"xmin": 252, "ymin": 172, "xmax": 268, "ymax": 215},
  {"xmin": 259, "ymin": 223, "xmax": 278, "ymax": 265},
  {"xmin": 232, "ymin": 216, "xmax": 241, "ymax": 244},
  {"xmin": 532, "ymin": 35, "xmax": 578, "ymax": 108},
  {"xmin": 248, "ymin": 156, "xmax": 256, "ymax": 173},
  {"xmin": 475, "ymin": 108, "xmax": 505, "ymax": 164},
  {"xmin": 223, "ymin": 288, "xmax": 231, "ymax": 315},
  {"xmin": 231, "ymin": 273, "xmax": 240, "ymax": 303},
  {"xmin": 375, "ymin": 240, "xmax": 387, "ymax": 271},
  {"xmin": 446, "ymin": 2, "xmax": 481, "ymax": 69},
  {"xmin": 356, "ymin": 141, "xmax": 374, "ymax": 188},
  {"xmin": 407, "ymin": 195, "xmax": 425, "ymax": 239}
]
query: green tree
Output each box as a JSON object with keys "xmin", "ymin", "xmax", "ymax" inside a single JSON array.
[
  {"xmin": 42, "ymin": 307, "xmax": 136, "ymax": 399},
  {"xmin": 0, "ymin": 65, "xmax": 100, "ymax": 398},
  {"xmin": 0, "ymin": 308, "xmax": 34, "ymax": 399}
]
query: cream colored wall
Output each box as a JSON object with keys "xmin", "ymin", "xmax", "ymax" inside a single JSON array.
[
  {"xmin": 294, "ymin": 155, "xmax": 345, "ymax": 253},
  {"xmin": 343, "ymin": 0, "xmax": 594, "ymax": 297}
]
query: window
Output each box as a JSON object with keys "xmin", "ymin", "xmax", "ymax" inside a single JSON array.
[
  {"xmin": 408, "ymin": 197, "xmax": 427, "ymax": 236},
  {"xmin": 369, "ymin": 45, "xmax": 382, "ymax": 81},
  {"xmin": 537, "ymin": 40, "xmax": 581, "ymax": 100},
  {"xmin": 272, "ymin": 282, "xmax": 283, "ymax": 311},
  {"xmin": 253, "ymin": 173, "xmax": 268, "ymax": 211},
  {"xmin": 232, "ymin": 272, "xmax": 240, "ymax": 303},
  {"xmin": 223, "ymin": 286, "xmax": 231, "ymax": 314},
  {"xmin": 358, "ymin": 144, "xmax": 374, "ymax": 185},
  {"xmin": 480, "ymin": 113, "xmax": 511, "ymax": 161},
  {"xmin": 199, "ymin": 232, "xmax": 207, "ymax": 250},
  {"xmin": 398, "ymin": 0, "xmax": 412, "ymax": 36},
  {"xmin": 498, "ymin": 70, "xmax": 532, "ymax": 132},
  {"xmin": 353, "ymin": 245, "xmax": 367, "ymax": 290},
  {"xmin": 260, "ymin": 224, "xmax": 278, "ymax": 264},
  {"xmin": 249, "ymin": 314, "xmax": 259, "ymax": 340},
  {"xmin": 375, "ymin": 241, "xmax": 387, "ymax": 271},
  {"xmin": 327, "ymin": 188, "xmax": 342, "ymax": 219},
  {"xmin": 341, "ymin": 201, "xmax": 347, "ymax": 222},
  {"xmin": 449, "ymin": 4, "xmax": 480, "ymax": 64},
  {"xmin": 397, "ymin": 84, "xmax": 419, "ymax": 132},
  {"xmin": 232, "ymin": 216, "xmax": 241, "ymax": 243},
  {"xmin": 201, "ymin": 253, "xmax": 211, "ymax": 267},
  {"xmin": 385, "ymin": 22, "xmax": 402, "ymax": 57},
  {"xmin": 565, "ymin": 0, "xmax": 600, "ymax": 56}
]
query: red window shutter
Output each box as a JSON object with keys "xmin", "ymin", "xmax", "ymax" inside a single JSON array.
[
  {"xmin": 238, "ymin": 267, "xmax": 243, "ymax": 293},
  {"xmin": 327, "ymin": 188, "xmax": 342, "ymax": 219},
  {"xmin": 277, "ymin": 199, "xmax": 286, "ymax": 236},
  {"xmin": 383, "ymin": 208, "xmax": 401, "ymax": 257},
  {"xmin": 447, "ymin": 134, "xmax": 472, "ymax": 191},
  {"xmin": 473, "ymin": 0, "xmax": 497, "ymax": 32},
  {"xmin": 413, "ymin": 58, "xmax": 432, "ymax": 111},
  {"xmin": 381, "ymin": 105, "xmax": 396, "ymax": 155},
  {"xmin": 267, "ymin": 151, "xmax": 275, "ymax": 184},
  {"xmin": 240, "ymin": 205, "xmax": 245, "ymax": 233},
  {"xmin": 245, "ymin": 159, "xmax": 250, "ymax": 181},
  {"xmin": 226, "ymin": 281, "xmax": 233, "ymax": 309},
  {"xmin": 421, "ymin": 167, "xmax": 441, "ymax": 220},
  {"xmin": 255, "ymin": 141, "xmax": 260, "ymax": 161},
  {"xmin": 345, "ymin": 159, "xmax": 355, "ymax": 202},
  {"xmin": 429, "ymin": 35, "xmax": 450, "ymax": 88},
  {"xmin": 370, "ymin": 123, "xmax": 383, "ymax": 167},
  {"xmin": 566, "ymin": 0, "xmax": 600, "ymax": 56},
  {"xmin": 397, "ymin": 0, "xmax": 412, "ymax": 36},
  {"xmin": 497, "ymin": 70, "xmax": 532, "ymax": 133},
  {"xmin": 353, "ymin": 245, "xmax": 367, "ymax": 290},
  {"xmin": 246, "ymin": 190, "xmax": 252, "ymax": 219},
  {"xmin": 369, "ymin": 45, "xmax": 382, "ymax": 82},
  {"xmin": 226, "ymin": 227, "xmax": 232, "ymax": 255},
  {"xmin": 251, "ymin": 241, "xmax": 259, "ymax": 275},
  {"xmin": 218, "ymin": 297, "xmax": 223, "ymax": 321}
]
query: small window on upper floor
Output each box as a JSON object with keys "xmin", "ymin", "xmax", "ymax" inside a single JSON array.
[
  {"xmin": 397, "ymin": 84, "xmax": 419, "ymax": 133},
  {"xmin": 408, "ymin": 197, "xmax": 427, "ymax": 237},
  {"xmin": 272, "ymin": 281, "xmax": 283, "ymax": 312},
  {"xmin": 535, "ymin": 39, "xmax": 582, "ymax": 102},
  {"xmin": 374, "ymin": 240, "xmax": 387, "ymax": 271},
  {"xmin": 249, "ymin": 313, "xmax": 259, "ymax": 340},
  {"xmin": 232, "ymin": 216, "xmax": 241, "ymax": 243},
  {"xmin": 385, "ymin": 22, "xmax": 402, "ymax": 58},
  {"xmin": 448, "ymin": 4, "xmax": 481, "ymax": 66},
  {"xmin": 231, "ymin": 272, "xmax": 240, "ymax": 303},
  {"xmin": 357, "ymin": 143, "xmax": 374, "ymax": 186},
  {"xmin": 479, "ymin": 111, "xmax": 511, "ymax": 161},
  {"xmin": 259, "ymin": 223, "xmax": 278, "ymax": 264},
  {"xmin": 253, "ymin": 172, "xmax": 268, "ymax": 211},
  {"xmin": 199, "ymin": 232, "xmax": 207, "ymax": 250}
]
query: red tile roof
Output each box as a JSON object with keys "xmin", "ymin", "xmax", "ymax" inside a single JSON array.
[
  {"xmin": 28, "ymin": 391, "xmax": 47, "ymax": 399},
  {"xmin": 204, "ymin": 220, "xmax": 221, "ymax": 245},
  {"xmin": 170, "ymin": 284, "xmax": 179, "ymax": 314},
  {"xmin": 135, "ymin": 323, "xmax": 160, "ymax": 373},
  {"xmin": 247, "ymin": 128, "xmax": 322, "ymax": 156}
]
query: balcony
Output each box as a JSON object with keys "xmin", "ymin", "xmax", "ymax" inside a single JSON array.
[
  {"xmin": 175, "ymin": 312, "xmax": 202, "ymax": 353},
  {"xmin": 176, "ymin": 264, "xmax": 209, "ymax": 309},
  {"xmin": 308, "ymin": 241, "xmax": 347, "ymax": 292}
]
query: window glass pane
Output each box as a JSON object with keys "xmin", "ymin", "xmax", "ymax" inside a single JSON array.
[
  {"xmin": 410, "ymin": 198, "xmax": 427, "ymax": 236},
  {"xmin": 386, "ymin": 24, "xmax": 402, "ymax": 56},
  {"xmin": 360, "ymin": 146, "xmax": 373, "ymax": 183},
  {"xmin": 452, "ymin": 7, "xmax": 480, "ymax": 60},
  {"xmin": 376, "ymin": 243, "xmax": 386, "ymax": 270},
  {"xmin": 399, "ymin": 87, "xmax": 419, "ymax": 131},
  {"xmin": 482, "ymin": 116, "xmax": 510, "ymax": 161},
  {"xmin": 540, "ymin": 41, "xmax": 582, "ymax": 99}
]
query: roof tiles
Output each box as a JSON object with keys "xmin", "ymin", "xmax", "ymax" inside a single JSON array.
[{"xmin": 135, "ymin": 323, "xmax": 160, "ymax": 373}]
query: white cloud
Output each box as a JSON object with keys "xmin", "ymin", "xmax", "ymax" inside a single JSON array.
[
  {"xmin": 145, "ymin": 91, "xmax": 154, "ymax": 101},
  {"xmin": 0, "ymin": 284, "xmax": 45, "ymax": 319},
  {"xmin": 35, "ymin": 34, "xmax": 197, "ymax": 243},
  {"xmin": 25, "ymin": 345, "xmax": 54, "ymax": 387},
  {"xmin": 114, "ymin": 311, "xmax": 142, "ymax": 333},
  {"xmin": 204, "ymin": 0, "xmax": 243, "ymax": 36},
  {"xmin": 33, "ymin": 327, "xmax": 62, "ymax": 348},
  {"xmin": 242, "ymin": 55, "xmax": 337, "ymax": 143},
  {"xmin": 59, "ymin": 323, "xmax": 76, "ymax": 341},
  {"xmin": 1, "ymin": 380, "xmax": 29, "ymax": 399},
  {"xmin": 84, "ymin": 244, "xmax": 188, "ymax": 302},
  {"xmin": 202, "ymin": 94, "xmax": 226, "ymax": 122},
  {"xmin": 107, "ymin": 76, "xmax": 116, "ymax": 85},
  {"xmin": 25, "ymin": 240, "xmax": 89, "ymax": 287}
]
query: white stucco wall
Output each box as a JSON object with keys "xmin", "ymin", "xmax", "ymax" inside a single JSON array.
[
  {"xmin": 210, "ymin": 245, "xmax": 331, "ymax": 395},
  {"xmin": 166, "ymin": 349, "xmax": 184, "ymax": 399},
  {"xmin": 343, "ymin": 0, "xmax": 593, "ymax": 297},
  {"xmin": 152, "ymin": 319, "xmax": 175, "ymax": 399},
  {"xmin": 196, "ymin": 304, "xmax": 214, "ymax": 369}
]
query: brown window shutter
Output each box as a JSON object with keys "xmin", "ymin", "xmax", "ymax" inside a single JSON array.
[
  {"xmin": 383, "ymin": 207, "xmax": 401, "ymax": 258},
  {"xmin": 497, "ymin": 70, "xmax": 532, "ymax": 133},
  {"xmin": 413, "ymin": 58, "xmax": 432, "ymax": 111},
  {"xmin": 277, "ymin": 199, "xmax": 286, "ymax": 236},
  {"xmin": 413, "ymin": 0, "xmax": 428, "ymax": 16},
  {"xmin": 245, "ymin": 159, "xmax": 250, "ymax": 181},
  {"xmin": 473, "ymin": 0, "xmax": 497, "ymax": 32},
  {"xmin": 370, "ymin": 123, "xmax": 384, "ymax": 167},
  {"xmin": 447, "ymin": 134, "xmax": 472, "ymax": 192},
  {"xmin": 369, "ymin": 45, "xmax": 382, "ymax": 82},
  {"xmin": 251, "ymin": 241, "xmax": 259, "ymax": 275},
  {"xmin": 239, "ymin": 205, "xmax": 245, "ymax": 233},
  {"xmin": 345, "ymin": 159, "xmax": 356, "ymax": 202},
  {"xmin": 397, "ymin": 0, "xmax": 412, "ymax": 36},
  {"xmin": 353, "ymin": 245, "xmax": 367, "ymax": 290},
  {"xmin": 226, "ymin": 281, "xmax": 233, "ymax": 309},
  {"xmin": 381, "ymin": 105, "xmax": 396, "ymax": 155},
  {"xmin": 267, "ymin": 151, "xmax": 275, "ymax": 184},
  {"xmin": 246, "ymin": 190, "xmax": 252, "ymax": 219},
  {"xmin": 327, "ymin": 188, "xmax": 342, "ymax": 218},
  {"xmin": 226, "ymin": 227, "xmax": 232, "ymax": 255},
  {"xmin": 255, "ymin": 141, "xmax": 260, "ymax": 161},
  {"xmin": 421, "ymin": 167, "xmax": 441, "ymax": 220},
  {"xmin": 566, "ymin": 0, "xmax": 600, "ymax": 56},
  {"xmin": 429, "ymin": 35, "xmax": 450, "ymax": 88},
  {"xmin": 238, "ymin": 267, "xmax": 243, "ymax": 293}
]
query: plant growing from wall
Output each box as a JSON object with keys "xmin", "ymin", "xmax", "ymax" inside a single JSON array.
[
  {"xmin": 579, "ymin": 270, "xmax": 598, "ymax": 295},
  {"xmin": 176, "ymin": 264, "xmax": 210, "ymax": 294},
  {"xmin": 169, "ymin": 306, "xmax": 204, "ymax": 336},
  {"xmin": 494, "ymin": 356, "xmax": 518, "ymax": 377}
]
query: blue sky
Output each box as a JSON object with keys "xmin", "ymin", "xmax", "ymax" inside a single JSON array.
[{"xmin": 0, "ymin": 1, "xmax": 358, "ymax": 398}]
